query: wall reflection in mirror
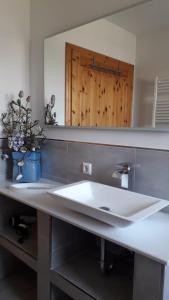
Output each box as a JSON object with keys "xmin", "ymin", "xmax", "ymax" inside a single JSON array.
[{"xmin": 44, "ymin": 0, "xmax": 169, "ymax": 129}]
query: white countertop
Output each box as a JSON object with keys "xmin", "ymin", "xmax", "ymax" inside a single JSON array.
[{"xmin": 0, "ymin": 179, "xmax": 169, "ymax": 265}]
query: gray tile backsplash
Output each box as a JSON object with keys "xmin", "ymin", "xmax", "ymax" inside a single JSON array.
[
  {"xmin": 1, "ymin": 137, "xmax": 169, "ymax": 206},
  {"xmin": 41, "ymin": 140, "xmax": 68, "ymax": 183},
  {"xmin": 41, "ymin": 139, "xmax": 169, "ymax": 207},
  {"xmin": 41, "ymin": 140, "xmax": 136, "ymax": 188},
  {"xmin": 66, "ymin": 142, "xmax": 135, "ymax": 187},
  {"xmin": 134, "ymin": 149, "xmax": 169, "ymax": 200}
]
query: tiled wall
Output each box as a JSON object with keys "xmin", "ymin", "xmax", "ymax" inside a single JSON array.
[
  {"xmin": 1, "ymin": 138, "xmax": 169, "ymax": 208},
  {"xmin": 41, "ymin": 139, "xmax": 169, "ymax": 205},
  {"xmin": 41, "ymin": 140, "xmax": 134, "ymax": 185}
]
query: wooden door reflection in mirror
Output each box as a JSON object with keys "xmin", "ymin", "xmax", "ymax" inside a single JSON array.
[{"xmin": 65, "ymin": 43, "xmax": 134, "ymax": 127}]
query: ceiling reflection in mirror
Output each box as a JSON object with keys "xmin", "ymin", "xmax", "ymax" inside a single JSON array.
[{"xmin": 44, "ymin": 0, "xmax": 169, "ymax": 129}]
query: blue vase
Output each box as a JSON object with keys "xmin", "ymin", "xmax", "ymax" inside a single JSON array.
[{"xmin": 12, "ymin": 151, "xmax": 41, "ymax": 182}]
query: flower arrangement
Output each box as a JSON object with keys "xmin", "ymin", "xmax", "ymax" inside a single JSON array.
[{"xmin": 1, "ymin": 91, "xmax": 45, "ymax": 152}]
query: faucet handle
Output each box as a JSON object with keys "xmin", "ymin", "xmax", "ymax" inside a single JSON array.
[
  {"xmin": 114, "ymin": 162, "xmax": 132, "ymax": 174},
  {"xmin": 112, "ymin": 162, "xmax": 132, "ymax": 189}
]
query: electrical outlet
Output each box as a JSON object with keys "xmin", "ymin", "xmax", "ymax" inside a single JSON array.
[{"xmin": 82, "ymin": 162, "xmax": 92, "ymax": 175}]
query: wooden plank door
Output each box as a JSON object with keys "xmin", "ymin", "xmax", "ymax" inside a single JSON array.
[{"xmin": 65, "ymin": 43, "xmax": 134, "ymax": 127}]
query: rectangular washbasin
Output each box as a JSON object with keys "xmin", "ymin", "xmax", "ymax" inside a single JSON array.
[{"xmin": 48, "ymin": 181, "xmax": 169, "ymax": 227}]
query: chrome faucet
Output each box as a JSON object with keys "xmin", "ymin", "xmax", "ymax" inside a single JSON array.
[{"xmin": 112, "ymin": 162, "xmax": 132, "ymax": 189}]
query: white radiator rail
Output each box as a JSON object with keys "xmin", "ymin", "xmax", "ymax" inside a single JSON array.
[{"xmin": 153, "ymin": 76, "xmax": 169, "ymax": 127}]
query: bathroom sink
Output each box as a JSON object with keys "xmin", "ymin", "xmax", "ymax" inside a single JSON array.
[
  {"xmin": 9, "ymin": 182, "xmax": 58, "ymax": 192},
  {"xmin": 48, "ymin": 181, "xmax": 169, "ymax": 227}
]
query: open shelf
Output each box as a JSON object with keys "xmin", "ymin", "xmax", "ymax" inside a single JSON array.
[
  {"xmin": 0, "ymin": 194, "xmax": 37, "ymax": 271},
  {"xmin": 51, "ymin": 250, "xmax": 133, "ymax": 300},
  {"xmin": 0, "ymin": 266, "xmax": 36, "ymax": 300},
  {"xmin": 0, "ymin": 233, "xmax": 37, "ymax": 272},
  {"xmin": 51, "ymin": 285, "xmax": 73, "ymax": 300},
  {"xmin": 0, "ymin": 224, "xmax": 37, "ymax": 258}
]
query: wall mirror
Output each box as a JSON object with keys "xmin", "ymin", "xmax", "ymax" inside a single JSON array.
[{"xmin": 44, "ymin": 0, "xmax": 169, "ymax": 129}]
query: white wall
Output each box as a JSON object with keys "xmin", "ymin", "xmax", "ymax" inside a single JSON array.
[
  {"xmin": 44, "ymin": 19, "xmax": 136, "ymax": 125},
  {"xmin": 136, "ymin": 28, "xmax": 169, "ymax": 81},
  {"xmin": 30, "ymin": 0, "xmax": 169, "ymax": 150},
  {"xmin": 0, "ymin": 0, "xmax": 30, "ymax": 119},
  {"xmin": 133, "ymin": 28, "xmax": 169, "ymax": 127}
]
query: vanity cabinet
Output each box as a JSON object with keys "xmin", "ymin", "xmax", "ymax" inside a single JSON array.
[
  {"xmin": 0, "ymin": 194, "xmax": 37, "ymax": 270},
  {"xmin": 0, "ymin": 194, "xmax": 37, "ymax": 299},
  {"xmin": 37, "ymin": 212, "xmax": 169, "ymax": 300},
  {"xmin": 37, "ymin": 211, "xmax": 134, "ymax": 300},
  {"xmin": 51, "ymin": 285, "xmax": 73, "ymax": 300},
  {"xmin": 133, "ymin": 254, "xmax": 169, "ymax": 300},
  {"xmin": 50, "ymin": 217, "xmax": 134, "ymax": 300},
  {"xmin": 0, "ymin": 191, "xmax": 168, "ymax": 300}
]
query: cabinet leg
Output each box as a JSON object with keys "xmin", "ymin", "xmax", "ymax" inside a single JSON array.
[
  {"xmin": 133, "ymin": 254, "xmax": 169, "ymax": 300},
  {"xmin": 37, "ymin": 211, "xmax": 51, "ymax": 300}
]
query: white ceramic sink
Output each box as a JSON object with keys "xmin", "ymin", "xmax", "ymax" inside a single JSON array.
[
  {"xmin": 9, "ymin": 182, "xmax": 57, "ymax": 192},
  {"xmin": 48, "ymin": 181, "xmax": 169, "ymax": 227}
]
